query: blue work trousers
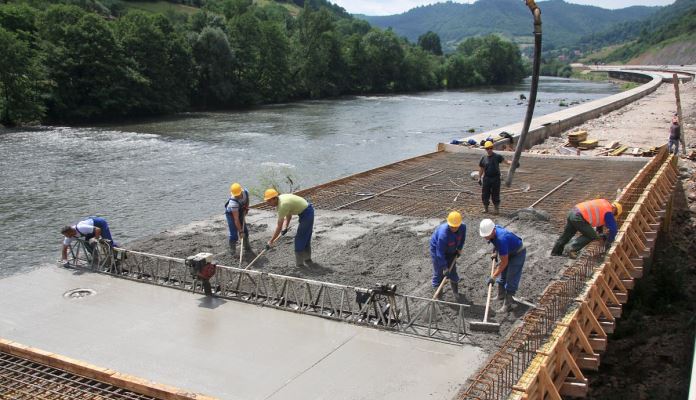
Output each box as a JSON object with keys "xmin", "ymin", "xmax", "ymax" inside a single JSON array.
[
  {"xmin": 225, "ymin": 210, "xmax": 248, "ymax": 242},
  {"xmin": 295, "ymin": 203, "xmax": 314, "ymax": 253},
  {"xmin": 84, "ymin": 217, "xmax": 117, "ymax": 250},
  {"xmin": 431, "ymin": 253, "xmax": 460, "ymax": 287},
  {"xmin": 496, "ymin": 248, "xmax": 526, "ymax": 294},
  {"xmin": 668, "ymin": 138, "xmax": 680, "ymax": 155}
]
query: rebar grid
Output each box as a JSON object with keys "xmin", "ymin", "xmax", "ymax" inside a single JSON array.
[
  {"xmin": 0, "ymin": 352, "xmax": 156, "ymax": 400},
  {"xmin": 459, "ymin": 148, "xmax": 671, "ymax": 400},
  {"xmin": 66, "ymin": 246, "xmax": 475, "ymax": 344},
  {"xmin": 255, "ymin": 152, "xmax": 647, "ymax": 229}
]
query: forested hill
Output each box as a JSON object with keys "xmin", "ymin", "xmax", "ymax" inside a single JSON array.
[
  {"xmin": 0, "ymin": 0, "xmax": 527, "ymax": 126},
  {"xmin": 358, "ymin": 0, "xmax": 659, "ymax": 51}
]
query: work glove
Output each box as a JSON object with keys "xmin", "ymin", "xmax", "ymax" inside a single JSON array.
[
  {"xmin": 478, "ymin": 179, "xmax": 482, "ymax": 186},
  {"xmin": 598, "ymin": 233, "xmax": 608, "ymax": 242},
  {"xmin": 238, "ymin": 230, "xmax": 244, "ymax": 236},
  {"xmin": 88, "ymin": 238, "xmax": 98, "ymax": 245},
  {"xmin": 264, "ymin": 243, "xmax": 271, "ymax": 251},
  {"xmin": 59, "ymin": 260, "xmax": 70, "ymax": 268},
  {"xmin": 455, "ymin": 252, "xmax": 461, "ymax": 259},
  {"xmin": 487, "ymin": 277, "xmax": 496, "ymax": 286},
  {"xmin": 281, "ymin": 228, "xmax": 288, "ymax": 236},
  {"xmin": 490, "ymin": 253, "xmax": 498, "ymax": 261}
]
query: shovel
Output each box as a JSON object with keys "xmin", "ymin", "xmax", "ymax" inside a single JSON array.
[
  {"xmin": 432, "ymin": 256, "xmax": 457, "ymax": 300},
  {"xmin": 242, "ymin": 226, "xmax": 292, "ymax": 271},
  {"xmin": 469, "ymin": 257, "xmax": 501, "ymax": 333},
  {"xmin": 238, "ymin": 222, "xmax": 246, "ymax": 269}
]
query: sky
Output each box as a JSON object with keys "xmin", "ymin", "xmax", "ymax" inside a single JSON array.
[{"xmin": 332, "ymin": 0, "xmax": 675, "ymax": 16}]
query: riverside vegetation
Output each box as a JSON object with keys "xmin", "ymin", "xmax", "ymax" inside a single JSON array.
[{"xmin": 0, "ymin": 0, "xmax": 527, "ymax": 126}]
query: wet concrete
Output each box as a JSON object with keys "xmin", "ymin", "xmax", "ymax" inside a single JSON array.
[
  {"xmin": 0, "ymin": 266, "xmax": 486, "ymax": 399},
  {"xmin": 129, "ymin": 209, "xmax": 571, "ymax": 353}
]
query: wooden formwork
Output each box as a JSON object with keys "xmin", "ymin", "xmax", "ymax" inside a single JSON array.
[{"xmin": 509, "ymin": 150, "xmax": 678, "ymax": 400}]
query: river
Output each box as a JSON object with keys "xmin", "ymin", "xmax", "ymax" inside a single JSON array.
[{"xmin": 0, "ymin": 77, "xmax": 619, "ymax": 276}]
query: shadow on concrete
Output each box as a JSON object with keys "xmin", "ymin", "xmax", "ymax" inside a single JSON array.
[{"xmin": 198, "ymin": 296, "xmax": 227, "ymax": 309}]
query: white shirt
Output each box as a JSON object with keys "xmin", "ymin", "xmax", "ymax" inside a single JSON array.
[
  {"xmin": 225, "ymin": 192, "xmax": 249, "ymax": 213},
  {"xmin": 63, "ymin": 218, "xmax": 96, "ymax": 245}
]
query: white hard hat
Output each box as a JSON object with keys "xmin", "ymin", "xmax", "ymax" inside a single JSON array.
[
  {"xmin": 479, "ymin": 219, "xmax": 495, "ymax": 237},
  {"xmin": 470, "ymin": 171, "xmax": 479, "ymax": 180}
]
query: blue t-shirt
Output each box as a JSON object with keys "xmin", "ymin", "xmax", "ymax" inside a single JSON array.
[
  {"xmin": 430, "ymin": 223, "xmax": 466, "ymax": 268},
  {"xmin": 489, "ymin": 226, "xmax": 523, "ymax": 256},
  {"xmin": 603, "ymin": 212, "xmax": 618, "ymax": 243}
]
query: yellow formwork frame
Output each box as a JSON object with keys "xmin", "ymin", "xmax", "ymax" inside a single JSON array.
[{"xmin": 509, "ymin": 150, "xmax": 678, "ymax": 400}]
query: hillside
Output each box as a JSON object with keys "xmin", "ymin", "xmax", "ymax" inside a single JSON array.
[{"xmin": 358, "ymin": 0, "xmax": 658, "ymax": 51}]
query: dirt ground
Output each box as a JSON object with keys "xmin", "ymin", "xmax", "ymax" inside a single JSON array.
[
  {"xmin": 530, "ymin": 79, "xmax": 696, "ymax": 156},
  {"xmin": 127, "ymin": 209, "xmax": 570, "ymax": 351}
]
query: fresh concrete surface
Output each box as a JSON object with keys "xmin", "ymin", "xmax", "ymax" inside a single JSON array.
[{"xmin": 0, "ymin": 267, "xmax": 486, "ymax": 399}]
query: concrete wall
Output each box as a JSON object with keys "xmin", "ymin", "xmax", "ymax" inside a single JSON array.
[{"xmin": 454, "ymin": 69, "xmax": 663, "ymax": 150}]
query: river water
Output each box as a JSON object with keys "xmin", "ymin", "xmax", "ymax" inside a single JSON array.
[{"xmin": 0, "ymin": 77, "xmax": 619, "ymax": 276}]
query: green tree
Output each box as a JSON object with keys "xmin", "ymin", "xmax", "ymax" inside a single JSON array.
[
  {"xmin": 192, "ymin": 26, "xmax": 235, "ymax": 107},
  {"xmin": 417, "ymin": 31, "xmax": 442, "ymax": 56},
  {"xmin": 361, "ymin": 29, "xmax": 404, "ymax": 92},
  {"xmin": 444, "ymin": 53, "xmax": 483, "ymax": 88},
  {"xmin": 257, "ymin": 20, "xmax": 291, "ymax": 101},
  {"xmin": 292, "ymin": 6, "xmax": 338, "ymax": 97},
  {"xmin": 0, "ymin": 27, "xmax": 46, "ymax": 126}
]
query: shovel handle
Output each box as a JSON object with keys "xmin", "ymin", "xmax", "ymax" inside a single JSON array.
[
  {"xmin": 432, "ymin": 257, "xmax": 457, "ymax": 300},
  {"xmin": 482, "ymin": 257, "xmax": 497, "ymax": 323},
  {"xmin": 244, "ymin": 247, "xmax": 267, "ymax": 270}
]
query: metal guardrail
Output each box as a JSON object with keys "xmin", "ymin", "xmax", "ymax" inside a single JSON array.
[
  {"xmin": 459, "ymin": 147, "xmax": 675, "ymax": 399},
  {"xmin": 65, "ymin": 245, "xmax": 474, "ymax": 345}
]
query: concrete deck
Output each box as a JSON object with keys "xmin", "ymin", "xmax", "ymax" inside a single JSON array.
[{"xmin": 0, "ymin": 267, "xmax": 485, "ymax": 399}]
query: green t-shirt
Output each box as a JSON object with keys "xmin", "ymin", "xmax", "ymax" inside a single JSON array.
[{"xmin": 277, "ymin": 194, "xmax": 308, "ymax": 221}]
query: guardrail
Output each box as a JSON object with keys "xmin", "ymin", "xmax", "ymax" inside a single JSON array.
[
  {"xmin": 460, "ymin": 147, "xmax": 677, "ymax": 399},
  {"xmin": 65, "ymin": 246, "xmax": 473, "ymax": 345}
]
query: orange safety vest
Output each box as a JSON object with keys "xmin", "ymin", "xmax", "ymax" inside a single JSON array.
[{"xmin": 575, "ymin": 199, "xmax": 613, "ymax": 227}]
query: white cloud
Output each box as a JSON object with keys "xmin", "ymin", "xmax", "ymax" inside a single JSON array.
[{"xmin": 332, "ymin": 0, "xmax": 674, "ymax": 16}]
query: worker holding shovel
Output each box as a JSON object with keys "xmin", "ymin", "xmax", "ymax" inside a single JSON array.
[
  {"xmin": 264, "ymin": 189, "xmax": 315, "ymax": 268},
  {"xmin": 225, "ymin": 183, "xmax": 252, "ymax": 256},
  {"xmin": 479, "ymin": 219, "xmax": 526, "ymax": 313},
  {"xmin": 429, "ymin": 211, "xmax": 466, "ymax": 302}
]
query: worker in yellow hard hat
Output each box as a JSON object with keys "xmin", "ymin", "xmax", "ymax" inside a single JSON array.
[
  {"xmin": 429, "ymin": 211, "xmax": 467, "ymax": 302},
  {"xmin": 551, "ymin": 199, "xmax": 622, "ymax": 258},
  {"xmin": 478, "ymin": 140, "xmax": 512, "ymax": 215},
  {"xmin": 264, "ymin": 188, "xmax": 315, "ymax": 268},
  {"xmin": 225, "ymin": 183, "xmax": 251, "ymax": 255}
]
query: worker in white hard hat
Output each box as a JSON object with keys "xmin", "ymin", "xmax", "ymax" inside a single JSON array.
[
  {"xmin": 429, "ymin": 211, "xmax": 467, "ymax": 302},
  {"xmin": 551, "ymin": 199, "xmax": 622, "ymax": 258},
  {"xmin": 479, "ymin": 219, "xmax": 526, "ymax": 313},
  {"xmin": 264, "ymin": 188, "xmax": 315, "ymax": 268},
  {"xmin": 478, "ymin": 141, "xmax": 512, "ymax": 215},
  {"xmin": 225, "ymin": 183, "xmax": 252, "ymax": 255}
]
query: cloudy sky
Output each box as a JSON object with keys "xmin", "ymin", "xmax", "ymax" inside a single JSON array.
[{"xmin": 332, "ymin": 0, "xmax": 675, "ymax": 16}]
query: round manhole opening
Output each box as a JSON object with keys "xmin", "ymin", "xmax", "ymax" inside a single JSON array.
[{"xmin": 63, "ymin": 288, "xmax": 97, "ymax": 299}]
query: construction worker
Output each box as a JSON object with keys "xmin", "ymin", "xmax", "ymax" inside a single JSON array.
[
  {"xmin": 429, "ymin": 211, "xmax": 466, "ymax": 302},
  {"xmin": 60, "ymin": 216, "xmax": 117, "ymax": 263},
  {"xmin": 478, "ymin": 141, "xmax": 512, "ymax": 214},
  {"xmin": 479, "ymin": 218, "xmax": 526, "ymax": 313},
  {"xmin": 225, "ymin": 182, "xmax": 252, "ymax": 255},
  {"xmin": 264, "ymin": 189, "xmax": 315, "ymax": 267},
  {"xmin": 668, "ymin": 114, "xmax": 681, "ymax": 155},
  {"xmin": 551, "ymin": 199, "xmax": 622, "ymax": 258}
]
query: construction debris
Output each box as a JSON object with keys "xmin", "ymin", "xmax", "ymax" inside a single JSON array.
[
  {"xmin": 578, "ymin": 139, "xmax": 599, "ymax": 150},
  {"xmin": 568, "ymin": 130, "xmax": 588, "ymax": 147},
  {"xmin": 610, "ymin": 145, "xmax": 628, "ymax": 156}
]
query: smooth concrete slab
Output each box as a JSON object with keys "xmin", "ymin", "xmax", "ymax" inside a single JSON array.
[{"xmin": 0, "ymin": 267, "xmax": 486, "ymax": 399}]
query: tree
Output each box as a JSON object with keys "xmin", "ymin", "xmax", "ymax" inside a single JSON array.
[
  {"xmin": 0, "ymin": 27, "xmax": 45, "ymax": 126},
  {"xmin": 417, "ymin": 31, "xmax": 442, "ymax": 56},
  {"xmin": 361, "ymin": 29, "xmax": 404, "ymax": 92},
  {"xmin": 192, "ymin": 26, "xmax": 235, "ymax": 107}
]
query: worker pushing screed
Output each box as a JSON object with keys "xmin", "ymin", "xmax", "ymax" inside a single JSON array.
[
  {"xmin": 225, "ymin": 183, "xmax": 252, "ymax": 257},
  {"xmin": 478, "ymin": 141, "xmax": 512, "ymax": 215},
  {"xmin": 551, "ymin": 198, "xmax": 622, "ymax": 259},
  {"xmin": 60, "ymin": 216, "xmax": 118, "ymax": 266},
  {"xmin": 264, "ymin": 189, "xmax": 315, "ymax": 268},
  {"xmin": 429, "ymin": 211, "xmax": 466, "ymax": 303},
  {"xmin": 479, "ymin": 219, "xmax": 526, "ymax": 313}
]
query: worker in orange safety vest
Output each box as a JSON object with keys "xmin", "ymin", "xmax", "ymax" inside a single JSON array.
[{"xmin": 551, "ymin": 199, "xmax": 622, "ymax": 258}]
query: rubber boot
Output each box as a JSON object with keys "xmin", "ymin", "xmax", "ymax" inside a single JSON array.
[
  {"xmin": 243, "ymin": 233, "xmax": 252, "ymax": 252},
  {"xmin": 493, "ymin": 284, "xmax": 506, "ymax": 300},
  {"xmin": 497, "ymin": 292, "xmax": 513, "ymax": 313},
  {"xmin": 493, "ymin": 205, "xmax": 500, "ymax": 215},
  {"xmin": 304, "ymin": 247, "xmax": 313, "ymax": 267},
  {"xmin": 295, "ymin": 252, "xmax": 304, "ymax": 268},
  {"xmin": 228, "ymin": 240, "xmax": 237, "ymax": 256},
  {"xmin": 483, "ymin": 205, "xmax": 489, "ymax": 213},
  {"xmin": 450, "ymin": 280, "xmax": 462, "ymax": 303}
]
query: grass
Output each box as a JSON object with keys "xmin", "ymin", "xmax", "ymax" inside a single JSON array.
[
  {"xmin": 254, "ymin": 0, "xmax": 301, "ymax": 16},
  {"xmin": 578, "ymin": 44, "xmax": 627, "ymax": 64},
  {"xmin": 124, "ymin": 1, "xmax": 200, "ymax": 15},
  {"xmin": 570, "ymin": 70, "xmax": 610, "ymax": 82}
]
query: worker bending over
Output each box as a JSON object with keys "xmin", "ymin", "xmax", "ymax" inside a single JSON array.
[
  {"xmin": 60, "ymin": 216, "xmax": 117, "ymax": 263},
  {"xmin": 479, "ymin": 219, "xmax": 526, "ymax": 313},
  {"xmin": 551, "ymin": 198, "xmax": 622, "ymax": 258},
  {"xmin": 264, "ymin": 189, "xmax": 315, "ymax": 268},
  {"xmin": 225, "ymin": 182, "xmax": 252, "ymax": 255},
  {"xmin": 430, "ymin": 211, "xmax": 466, "ymax": 302},
  {"xmin": 478, "ymin": 141, "xmax": 512, "ymax": 215}
]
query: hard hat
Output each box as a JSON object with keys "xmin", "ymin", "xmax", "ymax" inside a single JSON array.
[
  {"xmin": 230, "ymin": 183, "xmax": 242, "ymax": 197},
  {"xmin": 264, "ymin": 188, "xmax": 279, "ymax": 201},
  {"xmin": 479, "ymin": 219, "xmax": 495, "ymax": 237},
  {"xmin": 447, "ymin": 211, "xmax": 462, "ymax": 228},
  {"xmin": 612, "ymin": 201, "xmax": 622, "ymax": 217},
  {"xmin": 484, "ymin": 141, "xmax": 494, "ymax": 149}
]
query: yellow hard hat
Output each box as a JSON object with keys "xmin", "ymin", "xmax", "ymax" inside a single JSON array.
[
  {"xmin": 230, "ymin": 183, "xmax": 242, "ymax": 197},
  {"xmin": 264, "ymin": 188, "xmax": 279, "ymax": 201},
  {"xmin": 447, "ymin": 211, "xmax": 462, "ymax": 228},
  {"xmin": 484, "ymin": 141, "xmax": 494, "ymax": 149},
  {"xmin": 612, "ymin": 201, "xmax": 622, "ymax": 217}
]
